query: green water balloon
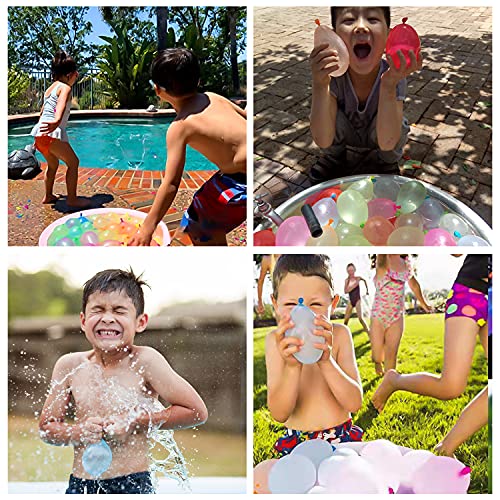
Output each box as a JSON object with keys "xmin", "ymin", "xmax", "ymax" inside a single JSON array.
[
  {"xmin": 396, "ymin": 181, "xmax": 427, "ymax": 213},
  {"xmin": 337, "ymin": 190, "xmax": 368, "ymax": 226}
]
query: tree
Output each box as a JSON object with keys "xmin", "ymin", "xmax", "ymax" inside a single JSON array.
[
  {"xmin": 8, "ymin": 7, "xmax": 97, "ymax": 70},
  {"xmin": 156, "ymin": 7, "xmax": 169, "ymax": 51},
  {"xmin": 227, "ymin": 7, "xmax": 243, "ymax": 95},
  {"xmin": 96, "ymin": 20, "xmax": 156, "ymax": 108}
]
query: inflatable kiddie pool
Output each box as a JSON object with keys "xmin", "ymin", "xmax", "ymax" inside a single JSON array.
[
  {"xmin": 39, "ymin": 208, "xmax": 170, "ymax": 247},
  {"xmin": 254, "ymin": 174, "xmax": 492, "ymax": 246}
]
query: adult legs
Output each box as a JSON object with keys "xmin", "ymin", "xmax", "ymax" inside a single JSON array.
[{"xmin": 372, "ymin": 317, "xmax": 480, "ymax": 412}]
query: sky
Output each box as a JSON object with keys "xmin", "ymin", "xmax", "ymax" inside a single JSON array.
[
  {"xmin": 254, "ymin": 253, "xmax": 469, "ymax": 306},
  {"xmin": 9, "ymin": 248, "xmax": 247, "ymax": 315}
]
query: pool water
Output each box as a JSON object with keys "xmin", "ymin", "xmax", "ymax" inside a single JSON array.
[{"xmin": 8, "ymin": 118, "xmax": 216, "ymax": 172}]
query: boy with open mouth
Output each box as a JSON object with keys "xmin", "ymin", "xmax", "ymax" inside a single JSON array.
[{"xmin": 309, "ymin": 7, "xmax": 422, "ymax": 180}]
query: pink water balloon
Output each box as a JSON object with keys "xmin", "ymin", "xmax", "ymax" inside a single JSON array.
[
  {"xmin": 363, "ymin": 216, "xmax": 394, "ymax": 245},
  {"xmin": 254, "ymin": 459, "xmax": 278, "ymax": 494},
  {"xmin": 424, "ymin": 228, "xmax": 457, "ymax": 246},
  {"xmin": 275, "ymin": 216, "xmax": 311, "ymax": 246},
  {"xmin": 368, "ymin": 198, "xmax": 397, "ymax": 219},
  {"xmin": 412, "ymin": 455, "xmax": 470, "ymax": 494},
  {"xmin": 386, "ymin": 17, "xmax": 421, "ymax": 70},
  {"xmin": 314, "ymin": 19, "xmax": 349, "ymax": 77},
  {"xmin": 80, "ymin": 231, "xmax": 100, "ymax": 246}
]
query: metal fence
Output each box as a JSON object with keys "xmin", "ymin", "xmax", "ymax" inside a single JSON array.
[{"xmin": 11, "ymin": 67, "xmax": 108, "ymax": 114}]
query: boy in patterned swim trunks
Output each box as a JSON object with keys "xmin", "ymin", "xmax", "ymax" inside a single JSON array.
[
  {"xmin": 372, "ymin": 254, "xmax": 490, "ymax": 457},
  {"xmin": 265, "ymin": 255, "xmax": 364, "ymax": 457},
  {"xmin": 129, "ymin": 48, "xmax": 246, "ymax": 246}
]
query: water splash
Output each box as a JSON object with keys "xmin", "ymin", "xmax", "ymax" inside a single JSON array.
[{"xmin": 13, "ymin": 357, "xmax": 190, "ymax": 489}]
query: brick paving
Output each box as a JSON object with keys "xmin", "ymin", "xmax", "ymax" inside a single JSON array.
[
  {"xmin": 9, "ymin": 165, "xmax": 247, "ymax": 246},
  {"xmin": 254, "ymin": 6, "xmax": 492, "ymax": 225}
]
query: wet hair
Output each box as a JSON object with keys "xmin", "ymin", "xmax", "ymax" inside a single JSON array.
[
  {"xmin": 330, "ymin": 7, "xmax": 391, "ymax": 30},
  {"xmin": 272, "ymin": 255, "xmax": 334, "ymax": 299},
  {"xmin": 51, "ymin": 50, "xmax": 77, "ymax": 80},
  {"xmin": 82, "ymin": 269, "xmax": 149, "ymax": 316},
  {"xmin": 151, "ymin": 48, "xmax": 200, "ymax": 97}
]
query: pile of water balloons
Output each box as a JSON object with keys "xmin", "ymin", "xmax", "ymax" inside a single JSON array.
[
  {"xmin": 44, "ymin": 211, "xmax": 165, "ymax": 247},
  {"xmin": 254, "ymin": 439, "xmax": 471, "ymax": 494},
  {"xmin": 254, "ymin": 177, "xmax": 489, "ymax": 246}
]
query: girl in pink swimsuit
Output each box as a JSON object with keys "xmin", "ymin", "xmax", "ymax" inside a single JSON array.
[{"xmin": 370, "ymin": 255, "xmax": 431, "ymax": 376}]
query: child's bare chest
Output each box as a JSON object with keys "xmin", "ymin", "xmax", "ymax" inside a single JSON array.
[{"xmin": 70, "ymin": 365, "xmax": 153, "ymax": 417}]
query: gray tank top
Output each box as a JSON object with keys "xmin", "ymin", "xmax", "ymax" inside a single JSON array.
[{"xmin": 30, "ymin": 83, "xmax": 71, "ymax": 141}]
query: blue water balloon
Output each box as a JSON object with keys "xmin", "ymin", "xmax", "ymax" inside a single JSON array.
[{"xmin": 82, "ymin": 439, "xmax": 113, "ymax": 477}]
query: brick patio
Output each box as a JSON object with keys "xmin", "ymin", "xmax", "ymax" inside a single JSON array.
[
  {"xmin": 254, "ymin": 6, "xmax": 492, "ymax": 226},
  {"xmin": 8, "ymin": 165, "xmax": 247, "ymax": 246}
]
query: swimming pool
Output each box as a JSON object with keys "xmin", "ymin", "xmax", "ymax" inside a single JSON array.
[{"xmin": 8, "ymin": 117, "xmax": 216, "ymax": 172}]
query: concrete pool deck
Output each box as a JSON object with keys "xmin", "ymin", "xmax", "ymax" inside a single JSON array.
[{"xmin": 8, "ymin": 108, "xmax": 247, "ymax": 246}]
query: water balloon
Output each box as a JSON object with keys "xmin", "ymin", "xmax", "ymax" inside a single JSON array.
[
  {"xmin": 337, "ymin": 190, "xmax": 368, "ymax": 225},
  {"xmin": 396, "ymin": 181, "xmax": 427, "ymax": 213},
  {"xmin": 424, "ymin": 228, "xmax": 457, "ymax": 246},
  {"xmin": 439, "ymin": 213, "xmax": 471, "ymax": 240},
  {"xmin": 363, "ymin": 216, "xmax": 394, "ymax": 245},
  {"xmin": 312, "ymin": 197, "xmax": 339, "ymax": 227},
  {"xmin": 387, "ymin": 226, "xmax": 425, "ymax": 245},
  {"xmin": 412, "ymin": 455, "xmax": 470, "ymax": 494},
  {"xmin": 306, "ymin": 226, "xmax": 339, "ymax": 246},
  {"xmin": 254, "ymin": 459, "xmax": 278, "ymax": 494},
  {"xmin": 457, "ymin": 234, "xmax": 489, "ymax": 246},
  {"xmin": 254, "ymin": 229, "xmax": 276, "ymax": 246},
  {"xmin": 373, "ymin": 177, "xmax": 400, "ymax": 201},
  {"xmin": 314, "ymin": 19, "xmax": 349, "ymax": 77},
  {"xmin": 348, "ymin": 178, "xmax": 374, "ymax": 201},
  {"xmin": 268, "ymin": 454, "xmax": 316, "ymax": 494},
  {"xmin": 394, "ymin": 212, "xmax": 424, "ymax": 230},
  {"xmin": 285, "ymin": 298, "xmax": 325, "ymax": 364},
  {"xmin": 291, "ymin": 438, "xmax": 334, "ymax": 470},
  {"xmin": 82, "ymin": 439, "xmax": 113, "ymax": 478},
  {"xmin": 275, "ymin": 216, "xmax": 310, "ymax": 246},
  {"xmin": 386, "ymin": 17, "xmax": 421, "ymax": 70},
  {"xmin": 368, "ymin": 198, "xmax": 397, "ymax": 219}
]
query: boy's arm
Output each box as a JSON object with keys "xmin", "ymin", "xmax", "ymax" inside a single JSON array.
[
  {"xmin": 39, "ymin": 354, "xmax": 103, "ymax": 446},
  {"xmin": 377, "ymin": 50, "xmax": 422, "ymax": 151},
  {"xmin": 343, "ymin": 277, "xmax": 349, "ymax": 294},
  {"xmin": 128, "ymin": 122, "xmax": 187, "ymax": 246},
  {"xmin": 265, "ymin": 316, "xmax": 303, "ymax": 423},
  {"xmin": 309, "ymin": 44, "xmax": 339, "ymax": 148},
  {"xmin": 229, "ymin": 99, "xmax": 247, "ymax": 119},
  {"xmin": 408, "ymin": 276, "xmax": 432, "ymax": 312},
  {"xmin": 314, "ymin": 321, "xmax": 363, "ymax": 413},
  {"xmin": 134, "ymin": 348, "xmax": 208, "ymax": 430}
]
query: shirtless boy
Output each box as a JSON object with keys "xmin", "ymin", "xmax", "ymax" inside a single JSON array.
[
  {"xmin": 129, "ymin": 48, "xmax": 247, "ymax": 246},
  {"xmin": 266, "ymin": 255, "xmax": 363, "ymax": 456},
  {"xmin": 39, "ymin": 269, "xmax": 208, "ymax": 494}
]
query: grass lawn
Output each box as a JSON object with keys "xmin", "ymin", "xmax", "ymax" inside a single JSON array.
[
  {"xmin": 254, "ymin": 313, "xmax": 488, "ymax": 494},
  {"xmin": 9, "ymin": 415, "xmax": 245, "ymax": 481}
]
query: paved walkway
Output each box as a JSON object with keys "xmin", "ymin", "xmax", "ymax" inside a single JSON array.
[{"xmin": 254, "ymin": 6, "xmax": 492, "ymax": 225}]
